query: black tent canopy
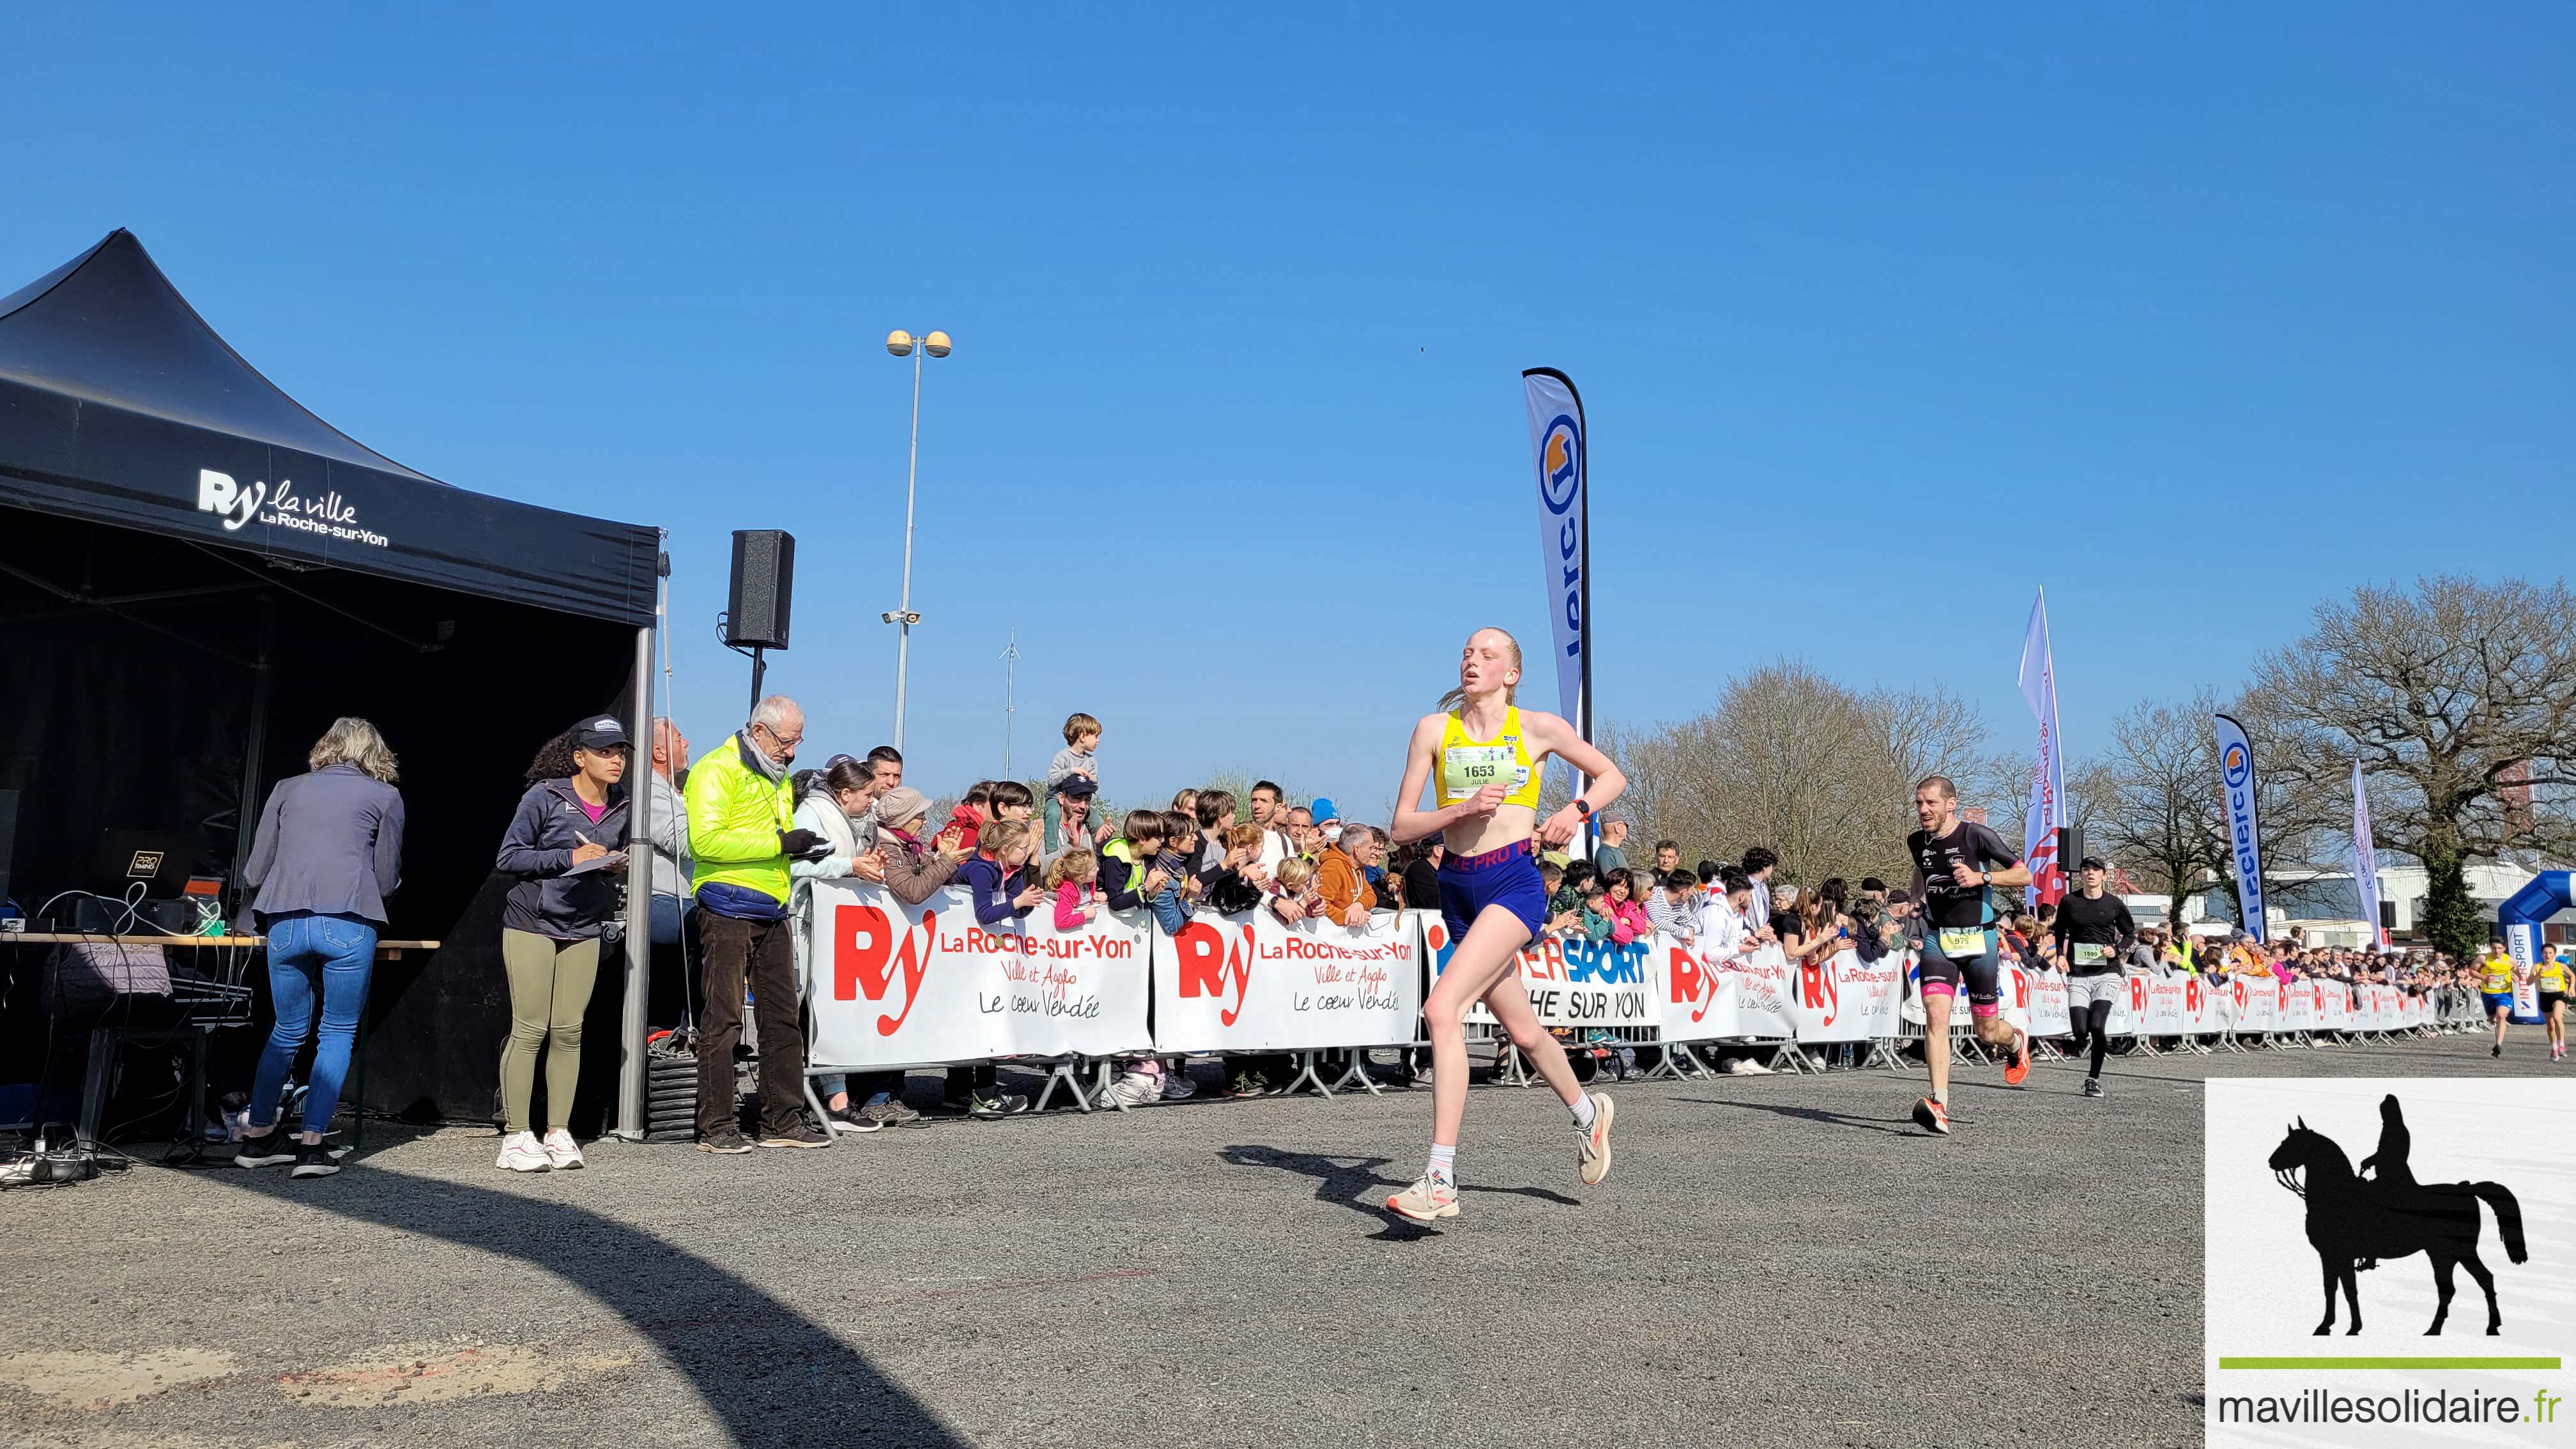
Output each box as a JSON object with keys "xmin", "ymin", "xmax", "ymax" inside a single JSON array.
[
  {"xmin": 0, "ymin": 229, "xmax": 656, "ymax": 624},
  {"xmin": 0, "ymin": 230, "xmax": 664, "ymax": 1132}
]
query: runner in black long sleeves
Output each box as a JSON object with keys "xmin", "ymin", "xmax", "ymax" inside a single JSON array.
[{"xmin": 2052, "ymin": 855, "xmax": 2135, "ymax": 1099}]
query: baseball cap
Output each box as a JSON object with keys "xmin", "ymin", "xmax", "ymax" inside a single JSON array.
[
  {"xmin": 1055, "ymin": 775, "xmax": 1098, "ymax": 799},
  {"xmin": 574, "ymin": 716, "xmax": 629, "ymax": 750},
  {"xmin": 1309, "ymin": 797, "xmax": 1340, "ymax": 824},
  {"xmin": 2078, "ymin": 855, "xmax": 2108, "ymax": 871}
]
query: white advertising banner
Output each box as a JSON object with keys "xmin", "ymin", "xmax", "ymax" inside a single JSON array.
[
  {"xmin": 2228, "ymin": 975, "xmax": 2280, "ymax": 1034},
  {"xmin": 1425, "ymin": 914, "xmax": 1656, "ymax": 1031},
  {"xmin": 2184, "ymin": 972, "xmax": 2224, "ymax": 1034},
  {"xmin": 2137, "ymin": 974, "xmax": 2190, "ymax": 1035},
  {"xmin": 804, "ymin": 880, "xmax": 1153, "ymax": 1069},
  {"xmin": 1154, "ymin": 907, "xmax": 1422, "ymax": 1054},
  {"xmin": 2027, "ymin": 967, "xmax": 2073, "ymax": 1038},
  {"xmin": 2315, "ymin": 979, "xmax": 2351, "ymax": 1031},
  {"xmin": 2277, "ymin": 979, "xmax": 2317, "ymax": 1032},
  {"xmin": 1658, "ymin": 943, "xmax": 1793, "ymax": 1041},
  {"xmin": 1786, "ymin": 950, "xmax": 1907, "ymax": 1043}
]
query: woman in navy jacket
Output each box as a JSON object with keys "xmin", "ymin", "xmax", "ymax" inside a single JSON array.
[{"xmin": 491, "ymin": 716, "xmax": 631, "ymax": 1172}]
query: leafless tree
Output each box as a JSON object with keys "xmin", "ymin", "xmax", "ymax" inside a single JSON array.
[
  {"xmin": 1590, "ymin": 661, "xmax": 1995, "ymax": 884},
  {"xmin": 2091, "ymin": 693, "xmax": 2227, "ymax": 925},
  {"xmin": 2250, "ymin": 576, "xmax": 2576, "ymax": 955},
  {"xmin": 2253, "ymin": 575, "xmax": 2576, "ymax": 863}
]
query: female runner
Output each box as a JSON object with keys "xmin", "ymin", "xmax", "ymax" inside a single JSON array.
[{"xmin": 1385, "ymin": 627, "xmax": 1628, "ymax": 1223}]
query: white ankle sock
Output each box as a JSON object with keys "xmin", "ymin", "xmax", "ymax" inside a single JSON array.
[
  {"xmin": 1427, "ymin": 1143, "xmax": 1456, "ymax": 1186},
  {"xmin": 1569, "ymin": 1093, "xmax": 1597, "ymax": 1131}
]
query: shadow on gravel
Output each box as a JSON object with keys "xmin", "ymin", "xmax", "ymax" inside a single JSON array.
[
  {"xmin": 1219, "ymin": 1145, "xmax": 1580, "ymax": 1241},
  {"xmin": 1681, "ymin": 1098, "xmax": 1913, "ymax": 1137},
  {"xmin": 204, "ymin": 1160, "xmax": 963, "ymax": 1448}
]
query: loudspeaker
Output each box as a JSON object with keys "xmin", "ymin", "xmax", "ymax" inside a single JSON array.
[{"xmin": 724, "ymin": 530, "xmax": 795, "ymax": 650}]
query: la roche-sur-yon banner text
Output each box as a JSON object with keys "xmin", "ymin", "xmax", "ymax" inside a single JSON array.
[{"xmin": 804, "ymin": 880, "xmax": 1153, "ymax": 1069}]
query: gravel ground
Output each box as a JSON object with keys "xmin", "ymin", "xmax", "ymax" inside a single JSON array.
[{"xmin": 0, "ymin": 1031, "xmax": 2545, "ymax": 1448}]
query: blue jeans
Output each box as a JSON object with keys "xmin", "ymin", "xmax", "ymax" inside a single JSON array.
[
  {"xmin": 650, "ymin": 893, "xmax": 686, "ymax": 947},
  {"xmin": 251, "ymin": 913, "xmax": 378, "ymax": 1135}
]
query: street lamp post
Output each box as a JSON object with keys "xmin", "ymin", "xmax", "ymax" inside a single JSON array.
[{"xmin": 881, "ymin": 327, "xmax": 951, "ymax": 750}]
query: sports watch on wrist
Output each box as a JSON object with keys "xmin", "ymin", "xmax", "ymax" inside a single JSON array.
[{"xmin": 1572, "ymin": 797, "xmax": 1593, "ymax": 818}]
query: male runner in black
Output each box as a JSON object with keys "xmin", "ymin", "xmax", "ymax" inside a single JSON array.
[
  {"xmin": 2052, "ymin": 855, "xmax": 2135, "ymax": 1098},
  {"xmin": 1906, "ymin": 774, "xmax": 2032, "ymax": 1133}
]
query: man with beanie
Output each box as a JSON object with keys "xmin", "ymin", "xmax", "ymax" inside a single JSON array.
[{"xmin": 684, "ymin": 694, "xmax": 832, "ymax": 1153}]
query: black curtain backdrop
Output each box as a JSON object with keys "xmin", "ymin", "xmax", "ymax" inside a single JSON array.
[{"xmin": 1, "ymin": 505, "xmax": 640, "ymax": 1127}]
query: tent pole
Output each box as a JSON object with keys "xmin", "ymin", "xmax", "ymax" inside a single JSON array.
[
  {"xmin": 615, "ymin": 623, "xmax": 654, "ymax": 1142},
  {"xmin": 227, "ymin": 592, "xmax": 276, "ymax": 903}
]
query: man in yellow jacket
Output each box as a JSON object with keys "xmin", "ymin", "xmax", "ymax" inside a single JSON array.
[{"xmin": 684, "ymin": 695, "xmax": 831, "ymax": 1152}]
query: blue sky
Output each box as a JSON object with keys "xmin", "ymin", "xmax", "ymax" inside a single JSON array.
[{"xmin": 7, "ymin": 5, "xmax": 2568, "ymax": 820}]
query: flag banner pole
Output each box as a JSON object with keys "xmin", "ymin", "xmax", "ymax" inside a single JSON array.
[
  {"xmin": 2351, "ymin": 760, "xmax": 2384, "ymax": 948},
  {"xmin": 2214, "ymin": 711, "xmax": 2267, "ymax": 941},
  {"xmin": 1524, "ymin": 367, "xmax": 1590, "ymax": 843},
  {"xmin": 2016, "ymin": 588, "xmax": 2067, "ymax": 907}
]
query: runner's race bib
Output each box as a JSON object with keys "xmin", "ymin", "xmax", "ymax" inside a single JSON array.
[
  {"xmin": 1445, "ymin": 745, "xmax": 1528, "ymax": 794},
  {"xmin": 2072, "ymin": 943, "xmax": 2108, "ymax": 966},
  {"xmin": 1937, "ymin": 928, "xmax": 1988, "ymax": 958}
]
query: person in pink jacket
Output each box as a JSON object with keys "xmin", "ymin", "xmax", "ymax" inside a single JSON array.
[
  {"xmin": 1602, "ymin": 867, "xmax": 1656, "ymax": 945},
  {"xmin": 1048, "ymin": 848, "xmax": 1101, "ymax": 931}
]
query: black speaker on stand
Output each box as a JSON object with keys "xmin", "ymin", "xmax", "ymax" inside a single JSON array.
[{"xmin": 724, "ymin": 530, "xmax": 795, "ymax": 712}]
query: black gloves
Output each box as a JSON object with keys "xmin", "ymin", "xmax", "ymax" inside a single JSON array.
[{"xmin": 778, "ymin": 828, "xmax": 831, "ymax": 862}]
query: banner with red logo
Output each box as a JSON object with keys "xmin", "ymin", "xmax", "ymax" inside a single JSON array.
[
  {"xmin": 2228, "ymin": 974, "xmax": 2280, "ymax": 1034},
  {"xmin": 803, "ymin": 881, "xmax": 1153, "ymax": 1069},
  {"xmin": 2026, "ymin": 967, "xmax": 2073, "ymax": 1037},
  {"xmin": 1784, "ymin": 949, "xmax": 1907, "ymax": 1043},
  {"xmin": 2277, "ymin": 979, "xmax": 2317, "ymax": 1032},
  {"xmin": 2313, "ymin": 979, "xmax": 2350, "ymax": 1031},
  {"xmin": 2136, "ymin": 974, "xmax": 2190, "ymax": 1034},
  {"xmin": 2182, "ymin": 972, "xmax": 2220, "ymax": 1034},
  {"xmin": 1655, "ymin": 943, "xmax": 1793, "ymax": 1043},
  {"xmin": 1153, "ymin": 907, "xmax": 1421, "ymax": 1054},
  {"xmin": 1423, "ymin": 913, "xmax": 1656, "ymax": 1031}
]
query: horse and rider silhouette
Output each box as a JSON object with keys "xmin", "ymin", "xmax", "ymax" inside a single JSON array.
[{"xmin": 2267, "ymin": 1095, "xmax": 2527, "ymax": 1337}]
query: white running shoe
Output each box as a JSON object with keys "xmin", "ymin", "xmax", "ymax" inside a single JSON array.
[
  {"xmin": 1386, "ymin": 1176, "xmax": 1459, "ymax": 1222},
  {"xmin": 1579, "ymin": 1092, "xmax": 1615, "ymax": 1186},
  {"xmin": 541, "ymin": 1128, "xmax": 585, "ymax": 1170},
  {"xmin": 497, "ymin": 1131, "xmax": 551, "ymax": 1173},
  {"xmin": 1099, "ymin": 1073, "xmax": 1160, "ymax": 1108}
]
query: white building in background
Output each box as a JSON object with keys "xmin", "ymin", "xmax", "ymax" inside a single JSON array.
[{"xmin": 2115, "ymin": 861, "xmax": 2563, "ymax": 947}]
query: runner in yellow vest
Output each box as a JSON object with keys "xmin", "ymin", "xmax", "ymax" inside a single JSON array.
[
  {"xmin": 1382, "ymin": 626, "xmax": 1629, "ymax": 1224},
  {"xmin": 2479, "ymin": 947, "xmax": 2518, "ymax": 1058},
  {"xmin": 2538, "ymin": 950, "xmax": 2570, "ymax": 1062}
]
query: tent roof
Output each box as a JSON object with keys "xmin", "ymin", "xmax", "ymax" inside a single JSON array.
[{"xmin": 0, "ymin": 230, "xmax": 657, "ymax": 626}]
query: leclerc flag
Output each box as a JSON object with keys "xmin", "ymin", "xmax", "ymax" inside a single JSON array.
[
  {"xmin": 2352, "ymin": 760, "xmax": 2385, "ymax": 947},
  {"xmin": 2016, "ymin": 588, "xmax": 2067, "ymax": 907},
  {"xmin": 2214, "ymin": 712, "xmax": 2267, "ymax": 942},
  {"xmin": 1524, "ymin": 369, "xmax": 1590, "ymax": 764}
]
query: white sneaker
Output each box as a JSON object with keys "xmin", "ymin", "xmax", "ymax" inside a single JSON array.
[
  {"xmin": 541, "ymin": 1128, "xmax": 585, "ymax": 1170},
  {"xmin": 1577, "ymin": 1092, "xmax": 1615, "ymax": 1186},
  {"xmin": 1387, "ymin": 1176, "xmax": 1459, "ymax": 1222},
  {"xmin": 497, "ymin": 1131, "xmax": 551, "ymax": 1173},
  {"xmin": 1738, "ymin": 1059, "xmax": 1774, "ymax": 1075},
  {"xmin": 1100, "ymin": 1072, "xmax": 1160, "ymax": 1108}
]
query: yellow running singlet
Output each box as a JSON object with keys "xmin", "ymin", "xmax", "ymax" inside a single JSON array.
[{"xmin": 1435, "ymin": 707, "xmax": 1544, "ymax": 810}]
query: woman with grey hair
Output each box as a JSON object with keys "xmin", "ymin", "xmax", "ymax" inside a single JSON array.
[{"xmin": 233, "ymin": 717, "xmax": 406, "ymax": 1180}]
